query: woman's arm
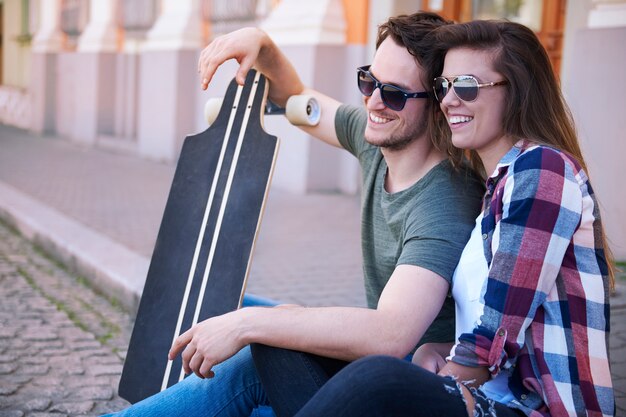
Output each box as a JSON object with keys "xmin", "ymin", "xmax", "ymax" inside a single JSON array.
[{"xmin": 450, "ymin": 147, "xmax": 583, "ymax": 375}]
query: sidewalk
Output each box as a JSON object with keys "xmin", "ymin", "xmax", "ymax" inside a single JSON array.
[
  {"xmin": 0, "ymin": 124, "xmax": 366, "ymax": 311},
  {"xmin": 0, "ymin": 123, "xmax": 624, "ymax": 415}
]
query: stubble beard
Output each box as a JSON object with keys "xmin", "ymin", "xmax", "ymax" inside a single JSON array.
[{"xmin": 365, "ymin": 115, "xmax": 428, "ymax": 152}]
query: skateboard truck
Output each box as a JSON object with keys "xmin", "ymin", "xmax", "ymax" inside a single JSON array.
[{"xmin": 205, "ymin": 94, "xmax": 321, "ymax": 127}]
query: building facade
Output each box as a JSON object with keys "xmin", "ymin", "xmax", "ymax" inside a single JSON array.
[{"xmin": 1, "ymin": 0, "xmax": 625, "ymax": 259}]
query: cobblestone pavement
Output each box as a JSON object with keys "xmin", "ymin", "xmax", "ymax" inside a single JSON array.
[
  {"xmin": 0, "ymin": 221, "xmax": 132, "ymax": 416},
  {"xmin": 1, "ymin": 218, "xmax": 625, "ymax": 415}
]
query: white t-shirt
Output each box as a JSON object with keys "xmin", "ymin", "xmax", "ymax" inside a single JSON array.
[{"xmin": 451, "ymin": 213, "xmax": 515, "ymax": 404}]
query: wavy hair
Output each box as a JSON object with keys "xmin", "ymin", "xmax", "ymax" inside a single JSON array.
[{"xmin": 425, "ymin": 19, "xmax": 615, "ymax": 287}]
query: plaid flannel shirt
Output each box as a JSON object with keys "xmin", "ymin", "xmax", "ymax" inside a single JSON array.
[{"xmin": 450, "ymin": 142, "xmax": 614, "ymax": 416}]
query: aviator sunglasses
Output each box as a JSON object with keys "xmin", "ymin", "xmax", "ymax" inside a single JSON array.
[
  {"xmin": 357, "ymin": 65, "xmax": 429, "ymax": 111},
  {"xmin": 433, "ymin": 75, "xmax": 508, "ymax": 103}
]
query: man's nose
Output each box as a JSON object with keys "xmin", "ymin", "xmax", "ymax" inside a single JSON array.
[{"xmin": 366, "ymin": 87, "xmax": 386, "ymax": 110}]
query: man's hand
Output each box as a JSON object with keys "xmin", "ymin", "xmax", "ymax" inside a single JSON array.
[
  {"xmin": 168, "ymin": 310, "xmax": 247, "ymax": 379},
  {"xmin": 196, "ymin": 27, "xmax": 306, "ymax": 110},
  {"xmin": 197, "ymin": 27, "xmax": 268, "ymax": 90}
]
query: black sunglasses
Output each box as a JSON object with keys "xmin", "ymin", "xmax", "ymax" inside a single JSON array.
[
  {"xmin": 433, "ymin": 75, "xmax": 508, "ymax": 103},
  {"xmin": 357, "ymin": 65, "xmax": 429, "ymax": 111}
]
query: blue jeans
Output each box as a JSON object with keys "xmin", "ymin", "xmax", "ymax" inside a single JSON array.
[
  {"xmin": 102, "ymin": 346, "xmax": 275, "ymax": 417},
  {"xmin": 294, "ymin": 356, "xmax": 525, "ymax": 417}
]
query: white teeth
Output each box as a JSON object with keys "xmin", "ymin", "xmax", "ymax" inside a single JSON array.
[
  {"xmin": 369, "ymin": 113, "xmax": 391, "ymax": 124},
  {"xmin": 449, "ymin": 115, "xmax": 473, "ymax": 124}
]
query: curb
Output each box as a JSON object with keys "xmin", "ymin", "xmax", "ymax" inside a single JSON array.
[{"xmin": 0, "ymin": 181, "xmax": 146, "ymax": 313}]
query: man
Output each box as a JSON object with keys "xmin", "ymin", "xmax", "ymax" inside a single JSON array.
[{"xmin": 106, "ymin": 12, "xmax": 483, "ymax": 417}]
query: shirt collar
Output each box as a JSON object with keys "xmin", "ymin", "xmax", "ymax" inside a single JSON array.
[{"xmin": 487, "ymin": 140, "xmax": 531, "ymax": 181}]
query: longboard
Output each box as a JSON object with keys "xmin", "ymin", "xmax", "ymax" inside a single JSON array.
[{"xmin": 119, "ymin": 69, "xmax": 279, "ymax": 403}]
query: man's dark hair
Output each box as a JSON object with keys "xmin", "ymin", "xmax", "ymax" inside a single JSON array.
[
  {"xmin": 376, "ymin": 12, "xmax": 452, "ymax": 66},
  {"xmin": 376, "ymin": 12, "xmax": 463, "ymax": 166}
]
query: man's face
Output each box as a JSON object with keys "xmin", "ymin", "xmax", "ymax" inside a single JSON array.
[{"xmin": 363, "ymin": 38, "xmax": 429, "ymax": 151}]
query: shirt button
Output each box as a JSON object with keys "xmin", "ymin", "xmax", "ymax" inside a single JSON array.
[
  {"xmin": 521, "ymin": 394, "xmax": 528, "ymax": 400},
  {"xmin": 482, "ymin": 233, "xmax": 488, "ymax": 240}
]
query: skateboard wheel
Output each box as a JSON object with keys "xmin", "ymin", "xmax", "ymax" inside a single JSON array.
[
  {"xmin": 204, "ymin": 98, "xmax": 224, "ymax": 126},
  {"xmin": 285, "ymin": 95, "xmax": 320, "ymax": 126}
]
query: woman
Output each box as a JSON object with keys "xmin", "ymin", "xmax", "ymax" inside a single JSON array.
[{"xmin": 292, "ymin": 20, "xmax": 615, "ymax": 417}]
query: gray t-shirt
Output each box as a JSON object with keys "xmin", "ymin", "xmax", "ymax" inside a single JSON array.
[{"xmin": 335, "ymin": 104, "xmax": 484, "ymax": 344}]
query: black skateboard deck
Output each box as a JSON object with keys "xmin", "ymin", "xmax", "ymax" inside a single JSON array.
[{"xmin": 119, "ymin": 69, "xmax": 279, "ymax": 404}]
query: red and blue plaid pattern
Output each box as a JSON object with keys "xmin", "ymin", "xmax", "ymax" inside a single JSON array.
[{"xmin": 450, "ymin": 143, "xmax": 614, "ymax": 416}]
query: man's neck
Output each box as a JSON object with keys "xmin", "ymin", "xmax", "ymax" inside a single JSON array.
[{"xmin": 381, "ymin": 137, "xmax": 446, "ymax": 194}]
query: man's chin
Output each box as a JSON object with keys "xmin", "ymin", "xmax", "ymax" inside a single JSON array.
[
  {"xmin": 365, "ymin": 134, "xmax": 415, "ymax": 151},
  {"xmin": 364, "ymin": 131, "xmax": 392, "ymax": 148},
  {"xmin": 364, "ymin": 135, "xmax": 383, "ymax": 148}
]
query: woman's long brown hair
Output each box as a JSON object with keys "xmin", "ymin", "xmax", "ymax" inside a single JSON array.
[{"xmin": 425, "ymin": 20, "xmax": 616, "ymax": 289}]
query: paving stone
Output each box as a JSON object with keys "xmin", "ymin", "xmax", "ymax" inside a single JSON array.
[
  {"xmin": 59, "ymin": 365, "xmax": 85, "ymax": 376},
  {"xmin": 76, "ymin": 348, "xmax": 111, "ymax": 359},
  {"xmin": 39, "ymin": 348, "xmax": 71, "ymax": 357},
  {"xmin": 0, "ymin": 328, "xmax": 18, "ymax": 339},
  {"xmin": 64, "ymin": 376, "xmax": 113, "ymax": 390},
  {"xmin": 0, "ymin": 265, "xmax": 17, "ymax": 274},
  {"xmin": 23, "ymin": 397, "xmax": 52, "ymax": 411},
  {"xmin": 0, "ymin": 396, "xmax": 14, "ymax": 408},
  {"xmin": 90, "ymin": 364, "xmax": 123, "ymax": 377},
  {"xmin": 85, "ymin": 355, "xmax": 123, "ymax": 366},
  {"xmin": 0, "ymin": 354, "xmax": 18, "ymax": 363},
  {"xmin": 30, "ymin": 341, "xmax": 64, "ymax": 352},
  {"xmin": 29, "ymin": 413, "xmax": 68, "ymax": 417},
  {"xmin": 13, "ymin": 319, "xmax": 44, "ymax": 328},
  {"xmin": 18, "ymin": 384, "xmax": 64, "ymax": 398},
  {"xmin": 21, "ymin": 356, "xmax": 48, "ymax": 365},
  {"xmin": 57, "ymin": 328, "xmax": 94, "ymax": 342},
  {"xmin": 30, "ymin": 375, "xmax": 63, "ymax": 387},
  {"xmin": 0, "ymin": 363, "xmax": 18, "ymax": 375},
  {"xmin": 69, "ymin": 385, "xmax": 114, "ymax": 401},
  {"xmin": 7, "ymin": 341, "xmax": 30, "ymax": 351},
  {"xmin": 0, "ymin": 411, "xmax": 25, "ymax": 417},
  {"xmin": 46, "ymin": 356, "xmax": 81, "ymax": 366},
  {"xmin": 2, "ymin": 375, "xmax": 33, "ymax": 385},
  {"xmin": 93, "ymin": 398, "xmax": 132, "ymax": 415},
  {"xmin": 17, "ymin": 364, "xmax": 50, "ymax": 376},
  {"xmin": 0, "ymin": 383, "xmax": 20, "ymax": 395},
  {"xmin": 49, "ymin": 401, "xmax": 94, "ymax": 414},
  {"xmin": 71, "ymin": 340, "xmax": 102, "ymax": 351}
]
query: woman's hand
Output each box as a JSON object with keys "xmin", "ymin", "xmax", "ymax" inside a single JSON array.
[{"xmin": 411, "ymin": 342, "xmax": 452, "ymax": 373}]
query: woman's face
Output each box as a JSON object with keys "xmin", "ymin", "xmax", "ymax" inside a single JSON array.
[{"xmin": 439, "ymin": 47, "xmax": 512, "ymax": 174}]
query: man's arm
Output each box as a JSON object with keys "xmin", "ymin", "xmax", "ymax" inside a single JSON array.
[
  {"xmin": 169, "ymin": 264, "xmax": 449, "ymax": 379},
  {"xmin": 198, "ymin": 27, "xmax": 343, "ymax": 148}
]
